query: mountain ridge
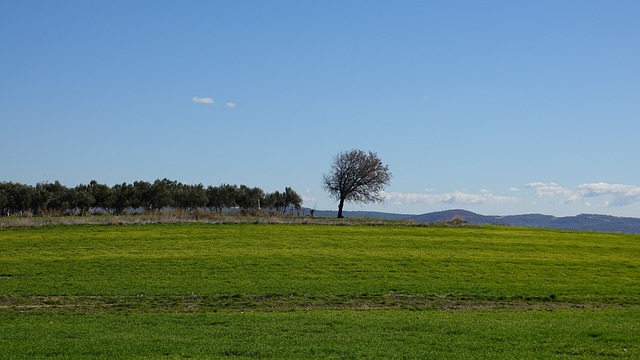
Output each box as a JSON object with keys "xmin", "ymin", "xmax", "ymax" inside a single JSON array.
[{"xmin": 310, "ymin": 209, "xmax": 640, "ymax": 234}]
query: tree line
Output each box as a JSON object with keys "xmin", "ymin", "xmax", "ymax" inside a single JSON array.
[{"xmin": 0, "ymin": 179, "xmax": 303, "ymax": 217}]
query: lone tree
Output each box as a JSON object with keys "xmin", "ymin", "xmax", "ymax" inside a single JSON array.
[{"xmin": 322, "ymin": 149, "xmax": 392, "ymax": 218}]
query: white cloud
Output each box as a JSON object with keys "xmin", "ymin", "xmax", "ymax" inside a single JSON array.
[
  {"xmin": 226, "ymin": 102, "xmax": 236, "ymax": 109},
  {"xmin": 509, "ymin": 187, "xmax": 520, "ymax": 192},
  {"xmin": 577, "ymin": 182, "xmax": 640, "ymax": 197},
  {"xmin": 382, "ymin": 190, "xmax": 517, "ymax": 206},
  {"xmin": 525, "ymin": 182, "xmax": 573, "ymax": 197},
  {"xmin": 577, "ymin": 182, "xmax": 640, "ymax": 207},
  {"xmin": 193, "ymin": 97, "xmax": 214, "ymax": 105},
  {"xmin": 525, "ymin": 181, "xmax": 640, "ymax": 208}
]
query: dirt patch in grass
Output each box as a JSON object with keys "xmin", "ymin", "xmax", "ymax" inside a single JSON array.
[{"xmin": 0, "ymin": 294, "xmax": 625, "ymax": 314}]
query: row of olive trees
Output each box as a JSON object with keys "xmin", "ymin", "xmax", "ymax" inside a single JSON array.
[{"xmin": 0, "ymin": 179, "xmax": 303, "ymax": 216}]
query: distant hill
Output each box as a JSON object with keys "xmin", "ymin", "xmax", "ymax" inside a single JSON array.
[
  {"xmin": 408, "ymin": 209, "xmax": 498, "ymax": 225},
  {"xmin": 311, "ymin": 208, "xmax": 640, "ymax": 234}
]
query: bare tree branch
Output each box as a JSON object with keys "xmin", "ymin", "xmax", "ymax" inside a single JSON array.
[{"xmin": 322, "ymin": 149, "xmax": 392, "ymax": 218}]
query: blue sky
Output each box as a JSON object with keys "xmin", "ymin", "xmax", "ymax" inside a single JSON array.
[{"xmin": 2, "ymin": 1, "xmax": 639, "ymax": 217}]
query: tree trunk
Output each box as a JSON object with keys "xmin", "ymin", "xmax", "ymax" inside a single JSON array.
[{"xmin": 337, "ymin": 197, "xmax": 345, "ymax": 218}]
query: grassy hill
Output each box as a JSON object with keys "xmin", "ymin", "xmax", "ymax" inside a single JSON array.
[{"xmin": 1, "ymin": 223, "xmax": 639, "ymax": 358}]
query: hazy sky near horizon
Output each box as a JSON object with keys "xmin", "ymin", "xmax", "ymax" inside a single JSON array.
[{"xmin": 2, "ymin": 1, "xmax": 639, "ymax": 217}]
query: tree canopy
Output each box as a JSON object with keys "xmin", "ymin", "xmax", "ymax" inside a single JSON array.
[{"xmin": 0, "ymin": 179, "xmax": 303, "ymax": 217}]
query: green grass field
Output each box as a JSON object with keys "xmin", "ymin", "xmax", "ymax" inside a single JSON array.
[{"xmin": 1, "ymin": 223, "xmax": 640, "ymax": 358}]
